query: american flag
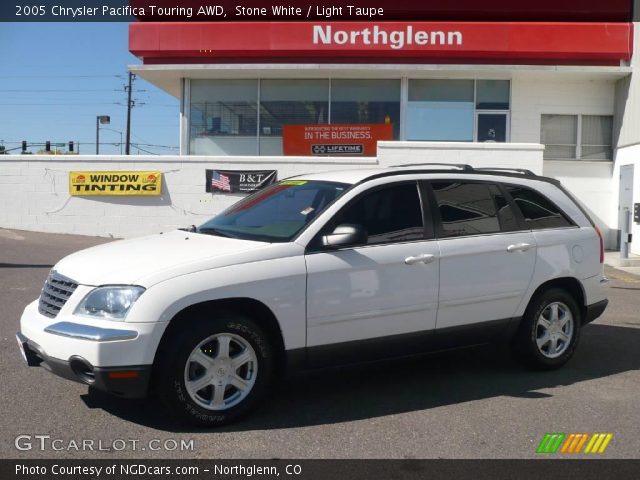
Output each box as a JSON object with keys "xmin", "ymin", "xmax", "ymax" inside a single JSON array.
[{"xmin": 211, "ymin": 171, "xmax": 231, "ymax": 192}]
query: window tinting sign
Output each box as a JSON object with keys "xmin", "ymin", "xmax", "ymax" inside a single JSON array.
[{"xmin": 69, "ymin": 171, "xmax": 162, "ymax": 196}]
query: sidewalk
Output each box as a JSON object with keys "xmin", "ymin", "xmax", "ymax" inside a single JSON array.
[{"xmin": 604, "ymin": 251, "xmax": 640, "ymax": 279}]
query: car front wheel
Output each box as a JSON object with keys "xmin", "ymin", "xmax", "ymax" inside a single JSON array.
[{"xmin": 155, "ymin": 313, "xmax": 274, "ymax": 426}]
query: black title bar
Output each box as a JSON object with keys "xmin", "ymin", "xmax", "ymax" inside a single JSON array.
[
  {"xmin": 1, "ymin": 0, "xmax": 634, "ymax": 22},
  {"xmin": 3, "ymin": 460, "xmax": 640, "ymax": 480}
]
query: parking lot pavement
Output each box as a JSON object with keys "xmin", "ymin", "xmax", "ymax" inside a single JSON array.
[{"xmin": 1, "ymin": 228, "xmax": 639, "ymax": 459}]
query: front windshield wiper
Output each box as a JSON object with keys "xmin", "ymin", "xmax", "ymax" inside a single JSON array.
[{"xmin": 197, "ymin": 227, "xmax": 235, "ymax": 238}]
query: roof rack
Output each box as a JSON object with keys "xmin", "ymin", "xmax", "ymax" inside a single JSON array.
[
  {"xmin": 391, "ymin": 163, "xmax": 475, "ymax": 172},
  {"xmin": 474, "ymin": 167, "xmax": 536, "ymax": 176}
]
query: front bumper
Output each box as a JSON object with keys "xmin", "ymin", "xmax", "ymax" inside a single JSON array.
[
  {"xmin": 16, "ymin": 332, "xmax": 151, "ymax": 398},
  {"xmin": 20, "ymin": 300, "xmax": 167, "ymax": 367},
  {"xmin": 18, "ymin": 300, "xmax": 168, "ymax": 398}
]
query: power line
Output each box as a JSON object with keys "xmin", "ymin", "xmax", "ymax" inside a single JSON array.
[
  {"xmin": 0, "ymin": 74, "xmax": 125, "ymax": 79},
  {"xmin": 0, "ymin": 89, "xmax": 125, "ymax": 93},
  {"xmin": 130, "ymin": 144, "xmax": 159, "ymax": 155},
  {"xmin": 0, "ymin": 102, "xmax": 126, "ymax": 106},
  {"xmin": 131, "ymin": 143, "xmax": 179, "ymax": 149}
]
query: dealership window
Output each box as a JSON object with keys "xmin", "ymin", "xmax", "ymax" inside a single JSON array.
[
  {"xmin": 476, "ymin": 80, "xmax": 510, "ymax": 143},
  {"xmin": 407, "ymin": 80, "xmax": 510, "ymax": 143},
  {"xmin": 188, "ymin": 78, "xmax": 512, "ymax": 155},
  {"xmin": 541, "ymin": 114, "xmax": 613, "ymax": 161},
  {"xmin": 190, "ymin": 80, "xmax": 258, "ymax": 156},
  {"xmin": 540, "ymin": 115, "xmax": 577, "ymax": 159},
  {"xmin": 330, "ymin": 79, "xmax": 401, "ymax": 140},
  {"xmin": 259, "ymin": 79, "xmax": 329, "ymax": 155},
  {"xmin": 408, "ymin": 80, "xmax": 475, "ymax": 141},
  {"xmin": 476, "ymin": 80, "xmax": 510, "ymax": 110},
  {"xmin": 581, "ymin": 115, "xmax": 613, "ymax": 160}
]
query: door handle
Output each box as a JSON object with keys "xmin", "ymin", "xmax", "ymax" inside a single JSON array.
[
  {"xmin": 404, "ymin": 254, "xmax": 436, "ymax": 265},
  {"xmin": 507, "ymin": 243, "xmax": 533, "ymax": 253}
]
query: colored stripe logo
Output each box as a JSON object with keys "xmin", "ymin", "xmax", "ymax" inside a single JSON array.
[{"xmin": 537, "ymin": 433, "xmax": 613, "ymax": 454}]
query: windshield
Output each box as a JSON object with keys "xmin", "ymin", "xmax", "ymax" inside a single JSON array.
[{"xmin": 198, "ymin": 180, "xmax": 350, "ymax": 242}]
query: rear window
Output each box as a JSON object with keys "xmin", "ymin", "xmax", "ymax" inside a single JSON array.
[{"xmin": 505, "ymin": 185, "xmax": 574, "ymax": 229}]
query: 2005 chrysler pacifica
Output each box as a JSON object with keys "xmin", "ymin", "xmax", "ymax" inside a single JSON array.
[{"xmin": 17, "ymin": 164, "xmax": 609, "ymax": 425}]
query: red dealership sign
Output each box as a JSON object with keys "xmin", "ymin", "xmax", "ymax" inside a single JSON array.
[
  {"xmin": 283, "ymin": 124, "xmax": 393, "ymax": 157},
  {"xmin": 129, "ymin": 22, "xmax": 633, "ymax": 65}
]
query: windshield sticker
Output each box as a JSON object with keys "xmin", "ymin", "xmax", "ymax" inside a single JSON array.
[
  {"xmin": 280, "ymin": 180, "xmax": 307, "ymax": 186},
  {"xmin": 300, "ymin": 207, "xmax": 315, "ymax": 216}
]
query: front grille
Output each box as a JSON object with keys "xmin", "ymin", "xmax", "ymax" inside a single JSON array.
[{"xmin": 38, "ymin": 271, "xmax": 78, "ymax": 318}]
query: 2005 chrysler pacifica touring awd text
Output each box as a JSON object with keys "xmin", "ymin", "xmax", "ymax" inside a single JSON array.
[{"xmin": 17, "ymin": 164, "xmax": 609, "ymax": 425}]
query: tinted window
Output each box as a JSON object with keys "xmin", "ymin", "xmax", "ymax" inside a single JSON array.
[
  {"xmin": 432, "ymin": 182, "xmax": 517, "ymax": 237},
  {"xmin": 505, "ymin": 186, "xmax": 573, "ymax": 229},
  {"xmin": 333, "ymin": 183, "xmax": 424, "ymax": 245},
  {"xmin": 199, "ymin": 181, "xmax": 348, "ymax": 242}
]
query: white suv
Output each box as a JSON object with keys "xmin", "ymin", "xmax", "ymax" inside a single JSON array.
[{"xmin": 17, "ymin": 165, "xmax": 609, "ymax": 426}]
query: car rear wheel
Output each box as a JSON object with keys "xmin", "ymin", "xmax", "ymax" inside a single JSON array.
[
  {"xmin": 513, "ymin": 288, "xmax": 581, "ymax": 370},
  {"xmin": 155, "ymin": 313, "xmax": 275, "ymax": 426}
]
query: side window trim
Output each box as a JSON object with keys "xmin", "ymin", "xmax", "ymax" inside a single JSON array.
[
  {"xmin": 417, "ymin": 181, "xmax": 436, "ymax": 241},
  {"xmin": 496, "ymin": 182, "xmax": 529, "ymax": 232},
  {"xmin": 306, "ymin": 180, "xmax": 433, "ymax": 253},
  {"xmin": 420, "ymin": 180, "xmax": 440, "ymax": 240}
]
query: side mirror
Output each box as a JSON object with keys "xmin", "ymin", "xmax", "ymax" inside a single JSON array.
[{"xmin": 322, "ymin": 224, "xmax": 367, "ymax": 248}]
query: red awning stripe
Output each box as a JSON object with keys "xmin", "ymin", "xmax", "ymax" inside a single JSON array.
[{"xmin": 129, "ymin": 22, "xmax": 633, "ymax": 65}]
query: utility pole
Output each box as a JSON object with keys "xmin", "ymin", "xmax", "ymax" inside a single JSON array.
[{"xmin": 125, "ymin": 72, "xmax": 135, "ymax": 155}]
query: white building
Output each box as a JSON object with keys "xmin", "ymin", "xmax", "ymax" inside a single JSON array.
[{"xmin": 128, "ymin": 4, "xmax": 640, "ymax": 252}]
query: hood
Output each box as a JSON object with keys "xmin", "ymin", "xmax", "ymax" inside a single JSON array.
[{"xmin": 53, "ymin": 230, "xmax": 270, "ymax": 287}]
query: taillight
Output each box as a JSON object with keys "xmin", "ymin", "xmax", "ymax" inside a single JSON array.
[{"xmin": 595, "ymin": 226, "xmax": 604, "ymax": 264}]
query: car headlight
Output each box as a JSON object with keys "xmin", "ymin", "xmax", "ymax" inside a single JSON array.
[{"xmin": 75, "ymin": 286, "xmax": 145, "ymax": 320}]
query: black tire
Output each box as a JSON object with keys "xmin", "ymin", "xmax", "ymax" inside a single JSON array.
[
  {"xmin": 512, "ymin": 288, "xmax": 582, "ymax": 370},
  {"xmin": 155, "ymin": 312, "xmax": 275, "ymax": 427}
]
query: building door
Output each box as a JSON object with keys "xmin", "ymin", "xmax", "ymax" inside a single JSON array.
[
  {"xmin": 619, "ymin": 165, "xmax": 634, "ymax": 248},
  {"xmin": 477, "ymin": 112, "xmax": 509, "ymax": 142}
]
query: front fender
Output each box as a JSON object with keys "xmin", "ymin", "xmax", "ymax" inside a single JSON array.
[{"xmin": 125, "ymin": 255, "xmax": 308, "ymax": 351}]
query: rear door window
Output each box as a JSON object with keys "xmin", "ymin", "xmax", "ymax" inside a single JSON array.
[{"xmin": 430, "ymin": 181, "xmax": 518, "ymax": 238}]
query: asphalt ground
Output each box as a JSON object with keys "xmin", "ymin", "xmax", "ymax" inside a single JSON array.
[{"xmin": 1, "ymin": 228, "xmax": 639, "ymax": 459}]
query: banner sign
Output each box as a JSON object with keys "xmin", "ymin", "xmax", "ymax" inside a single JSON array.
[
  {"xmin": 283, "ymin": 124, "xmax": 393, "ymax": 157},
  {"xmin": 129, "ymin": 22, "xmax": 633, "ymax": 65},
  {"xmin": 205, "ymin": 169, "xmax": 277, "ymax": 194},
  {"xmin": 69, "ymin": 171, "xmax": 162, "ymax": 196}
]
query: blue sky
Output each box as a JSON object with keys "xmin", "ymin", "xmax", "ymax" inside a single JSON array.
[{"xmin": 0, "ymin": 23, "xmax": 179, "ymax": 155}]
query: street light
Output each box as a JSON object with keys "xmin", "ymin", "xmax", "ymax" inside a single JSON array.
[
  {"xmin": 96, "ymin": 115, "xmax": 110, "ymax": 155},
  {"xmin": 100, "ymin": 127, "xmax": 124, "ymax": 155}
]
